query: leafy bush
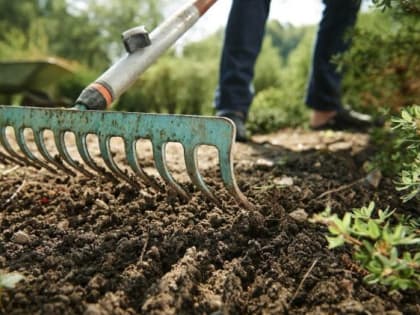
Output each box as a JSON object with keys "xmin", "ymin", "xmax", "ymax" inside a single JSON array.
[
  {"xmin": 311, "ymin": 203, "xmax": 420, "ymax": 291},
  {"xmin": 247, "ymin": 88, "xmax": 307, "ymax": 134},
  {"xmin": 372, "ymin": 0, "xmax": 420, "ymax": 14},
  {"xmin": 391, "ymin": 105, "xmax": 420, "ymax": 202},
  {"xmin": 247, "ymin": 30, "xmax": 313, "ymax": 134},
  {"xmin": 370, "ymin": 105, "xmax": 420, "ymax": 202},
  {"xmin": 0, "ymin": 21, "xmax": 49, "ymax": 61},
  {"xmin": 254, "ymin": 38, "xmax": 283, "ymax": 93},
  {"xmin": 338, "ymin": 4, "xmax": 420, "ymax": 114}
]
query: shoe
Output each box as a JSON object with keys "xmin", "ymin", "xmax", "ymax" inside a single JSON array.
[
  {"xmin": 311, "ymin": 108, "xmax": 384, "ymax": 132},
  {"xmin": 216, "ymin": 110, "xmax": 248, "ymax": 142}
]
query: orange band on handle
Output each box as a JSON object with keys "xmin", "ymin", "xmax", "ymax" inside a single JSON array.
[
  {"xmin": 194, "ymin": 0, "xmax": 217, "ymax": 16},
  {"xmin": 91, "ymin": 82, "xmax": 113, "ymax": 108}
]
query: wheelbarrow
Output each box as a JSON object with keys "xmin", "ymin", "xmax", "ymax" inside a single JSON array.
[{"xmin": 0, "ymin": 58, "xmax": 74, "ymax": 107}]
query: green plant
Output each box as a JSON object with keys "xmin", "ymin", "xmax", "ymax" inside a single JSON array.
[
  {"xmin": 338, "ymin": 3, "xmax": 420, "ymax": 113},
  {"xmin": 311, "ymin": 202, "xmax": 420, "ymax": 291},
  {"xmin": 247, "ymin": 87, "xmax": 307, "ymax": 134},
  {"xmin": 369, "ymin": 105, "xmax": 420, "ymax": 202},
  {"xmin": 392, "ymin": 105, "xmax": 420, "ymax": 202},
  {"xmin": 372, "ymin": 0, "xmax": 420, "ymax": 14}
]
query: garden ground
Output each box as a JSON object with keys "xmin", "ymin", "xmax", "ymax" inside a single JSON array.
[{"xmin": 0, "ymin": 128, "xmax": 419, "ymax": 314}]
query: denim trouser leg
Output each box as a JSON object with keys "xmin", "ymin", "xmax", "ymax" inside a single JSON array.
[
  {"xmin": 214, "ymin": 0, "xmax": 271, "ymax": 115},
  {"xmin": 305, "ymin": 0, "xmax": 361, "ymax": 111}
]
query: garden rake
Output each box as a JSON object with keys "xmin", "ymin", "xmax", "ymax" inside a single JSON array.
[{"xmin": 0, "ymin": 0, "xmax": 253, "ymax": 209}]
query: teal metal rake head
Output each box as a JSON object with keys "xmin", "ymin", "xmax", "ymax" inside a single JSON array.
[
  {"xmin": 0, "ymin": 105, "xmax": 253, "ymax": 209},
  {"xmin": 0, "ymin": 0, "xmax": 254, "ymax": 208}
]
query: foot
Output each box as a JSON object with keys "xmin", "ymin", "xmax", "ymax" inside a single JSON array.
[
  {"xmin": 310, "ymin": 108, "xmax": 383, "ymax": 131},
  {"xmin": 216, "ymin": 110, "xmax": 248, "ymax": 142}
]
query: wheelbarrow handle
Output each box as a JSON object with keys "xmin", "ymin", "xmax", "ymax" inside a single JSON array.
[{"xmin": 75, "ymin": 0, "xmax": 218, "ymax": 110}]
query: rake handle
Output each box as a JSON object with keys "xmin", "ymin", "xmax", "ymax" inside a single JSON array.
[
  {"xmin": 195, "ymin": 0, "xmax": 217, "ymax": 15},
  {"xmin": 75, "ymin": 0, "xmax": 218, "ymax": 110}
]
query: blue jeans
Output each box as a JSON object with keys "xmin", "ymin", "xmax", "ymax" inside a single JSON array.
[{"xmin": 214, "ymin": 0, "xmax": 361, "ymax": 115}]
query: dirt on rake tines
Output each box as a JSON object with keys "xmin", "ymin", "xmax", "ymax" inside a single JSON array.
[{"xmin": 0, "ymin": 128, "xmax": 419, "ymax": 315}]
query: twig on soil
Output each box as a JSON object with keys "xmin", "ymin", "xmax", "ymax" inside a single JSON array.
[
  {"xmin": 288, "ymin": 258, "xmax": 319, "ymax": 307},
  {"xmin": 316, "ymin": 177, "xmax": 366, "ymax": 200},
  {"xmin": 0, "ymin": 165, "xmax": 19, "ymax": 177},
  {"xmin": 139, "ymin": 234, "xmax": 149, "ymax": 263},
  {"xmin": 5, "ymin": 179, "xmax": 26, "ymax": 205}
]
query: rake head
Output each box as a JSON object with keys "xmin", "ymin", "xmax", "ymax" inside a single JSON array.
[{"xmin": 0, "ymin": 105, "xmax": 253, "ymax": 209}]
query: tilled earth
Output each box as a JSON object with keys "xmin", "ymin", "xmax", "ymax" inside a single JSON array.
[{"xmin": 0, "ymin": 128, "xmax": 419, "ymax": 315}]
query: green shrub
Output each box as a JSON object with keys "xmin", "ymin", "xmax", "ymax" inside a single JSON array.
[
  {"xmin": 391, "ymin": 105, "xmax": 420, "ymax": 202},
  {"xmin": 247, "ymin": 87, "xmax": 307, "ymax": 134},
  {"xmin": 254, "ymin": 38, "xmax": 283, "ymax": 93},
  {"xmin": 338, "ymin": 6, "xmax": 420, "ymax": 114},
  {"xmin": 370, "ymin": 105, "xmax": 420, "ymax": 202},
  {"xmin": 311, "ymin": 203, "xmax": 420, "ymax": 291}
]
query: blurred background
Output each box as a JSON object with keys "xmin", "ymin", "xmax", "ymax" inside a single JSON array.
[{"xmin": 0, "ymin": 0, "xmax": 419, "ymax": 133}]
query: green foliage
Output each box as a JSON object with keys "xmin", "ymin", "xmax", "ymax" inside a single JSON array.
[
  {"xmin": 181, "ymin": 31, "xmax": 223, "ymax": 61},
  {"xmin": 371, "ymin": 105, "xmax": 420, "ymax": 202},
  {"xmin": 338, "ymin": 7, "xmax": 420, "ymax": 114},
  {"xmin": 311, "ymin": 203, "xmax": 420, "ymax": 291},
  {"xmin": 254, "ymin": 38, "xmax": 283, "ymax": 93},
  {"xmin": 247, "ymin": 88, "xmax": 307, "ymax": 134},
  {"xmin": 372, "ymin": 0, "xmax": 420, "ymax": 14},
  {"xmin": 0, "ymin": 20, "xmax": 49, "ymax": 60},
  {"xmin": 391, "ymin": 105, "xmax": 420, "ymax": 202},
  {"xmin": 265, "ymin": 21, "xmax": 310, "ymax": 60},
  {"xmin": 0, "ymin": 0, "xmax": 165, "ymax": 70},
  {"xmin": 248, "ymin": 29, "xmax": 314, "ymax": 134}
]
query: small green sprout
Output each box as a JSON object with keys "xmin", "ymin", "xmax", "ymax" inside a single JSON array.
[{"xmin": 311, "ymin": 202, "xmax": 420, "ymax": 291}]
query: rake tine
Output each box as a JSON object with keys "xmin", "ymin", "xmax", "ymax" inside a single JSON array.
[
  {"xmin": 184, "ymin": 146, "xmax": 220, "ymax": 206},
  {"xmin": 53, "ymin": 131, "xmax": 93, "ymax": 177},
  {"xmin": 33, "ymin": 129, "xmax": 76, "ymax": 176},
  {"xmin": 98, "ymin": 135, "xmax": 139, "ymax": 186},
  {"xmin": 0, "ymin": 139, "xmax": 25, "ymax": 166},
  {"xmin": 74, "ymin": 133, "xmax": 118, "ymax": 182},
  {"xmin": 0, "ymin": 150, "xmax": 10, "ymax": 163},
  {"xmin": 0, "ymin": 148, "xmax": 23, "ymax": 166},
  {"xmin": 218, "ymin": 149, "xmax": 254, "ymax": 210},
  {"xmin": 152, "ymin": 141, "xmax": 190, "ymax": 201},
  {"xmin": 14, "ymin": 128, "xmax": 58, "ymax": 173},
  {"xmin": 125, "ymin": 139, "xmax": 161, "ymax": 190},
  {"xmin": 0, "ymin": 126, "xmax": 41, "ymax": 169}
]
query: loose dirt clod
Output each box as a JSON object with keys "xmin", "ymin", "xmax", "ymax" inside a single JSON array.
[{"xmin": 11, "ymin": 231, "xmax": 31, "ymax": 245}]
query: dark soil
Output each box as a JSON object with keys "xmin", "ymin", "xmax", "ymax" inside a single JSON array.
[{"xmin": 0, "ymin": 128, "xmax": 419, "ymax": 315}]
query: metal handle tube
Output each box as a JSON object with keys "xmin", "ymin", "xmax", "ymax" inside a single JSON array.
[{"xmin": 76, "ymin": 0, "xmax": 217, "ymax": 109}]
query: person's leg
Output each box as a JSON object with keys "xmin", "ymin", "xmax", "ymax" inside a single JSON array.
[
  {"xmin": 306, "ymin": 0, "xmax": 364, "ymax": 128},
  {"xmin": 215, "ymin": 0, "xmax": 271, "ymax": 117}
]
